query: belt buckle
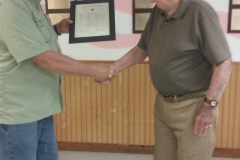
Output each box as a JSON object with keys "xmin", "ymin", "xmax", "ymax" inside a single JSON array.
[
  {"xmin": 162, "ymin": 94, "xmax": 177, "ymax": 102},
  {"xmin": 162, "ymin": 94, "xmax": 180, "ymax": 102},
  {"xmin": 162, "ymin": 94, "xmax": 169, "ymax": 98},
  {"xmin": 173, "ymin": 95, "xmax": 178, "ymax": 102}
]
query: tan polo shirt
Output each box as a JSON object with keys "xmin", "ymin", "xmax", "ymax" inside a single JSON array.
[
  {"xmin": 138, "ymin": 0, "xmax": 231, "ymax": 95},
  {"xmin": 0, "ymin": 0, "xmax": 64, "ymax": 124}
]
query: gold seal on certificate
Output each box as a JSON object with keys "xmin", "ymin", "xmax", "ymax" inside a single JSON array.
[{"xmin": 69, "ymin": 0, "xmax": 116, "ymax": 43}]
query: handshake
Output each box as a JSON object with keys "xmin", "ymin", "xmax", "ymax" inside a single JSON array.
[{"xmin": 91, "ymin": 63, "xmax": 117, "ymax": 85}]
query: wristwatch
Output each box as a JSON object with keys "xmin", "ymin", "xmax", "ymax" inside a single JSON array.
[{"xmin": 204, "ymin": 98, "xmax": 218, "ymax": 108}]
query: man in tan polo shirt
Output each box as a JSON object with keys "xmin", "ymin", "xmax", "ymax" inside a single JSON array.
[{"xmin": 100, "ymin": 0, "xmax": 232, "ymax": 159}]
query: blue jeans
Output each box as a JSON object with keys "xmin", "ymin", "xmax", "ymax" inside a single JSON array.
[{"xmin": 0, "ymin": 116, "xmax": 58, "ymax": 160}]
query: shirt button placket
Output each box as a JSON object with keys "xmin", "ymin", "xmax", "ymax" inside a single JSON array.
[
  {"xmin": 162, "ymin": 22, "xmax": 167, "ymax": 36},
  {"xmin": 159, "ymin": 19, "xmax": 168, "ymax": 47}
]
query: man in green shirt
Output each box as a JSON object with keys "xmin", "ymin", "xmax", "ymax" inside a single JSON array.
[
  {"xmin": 0, "ymin": 0, "xmax": 110, "ymax": 160},
  {"xmin": 101, "ymin": 0, "xmax": 232, "ymax": 159}
]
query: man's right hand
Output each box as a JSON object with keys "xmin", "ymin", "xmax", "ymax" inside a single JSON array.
[
  {"xmin": 92, "ymin": 63, "xmax": 113, "ymax": 83},
  {"xmin": 95, "ymin": 64, "xmax": 117, "ymax": 85}
]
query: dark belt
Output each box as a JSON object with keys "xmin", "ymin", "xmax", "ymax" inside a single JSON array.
[{"xmin": 160, "ymin": 89, "xmax": 208, "ymax": 103}]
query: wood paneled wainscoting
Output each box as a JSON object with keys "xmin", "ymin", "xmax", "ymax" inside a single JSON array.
[{"xmin": 54, "ymin": 62, "xmax": 240, "ymax": 158}]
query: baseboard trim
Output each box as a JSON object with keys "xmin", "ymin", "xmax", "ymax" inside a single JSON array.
[
  {"xmin": 213, "ymin": 148, "xmax": 240, "ymax": 158},
  {"xmin": 58, "ymin": 142, "xmax": 240, "ymax": 158},
  {"xmin": 58, "ymin": 142, "xmax": 153, "ymax": 154}
]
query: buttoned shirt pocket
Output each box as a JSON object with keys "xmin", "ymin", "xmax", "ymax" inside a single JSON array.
[
  {"xmin": 44, "ymin": 14, "xmax": 58, "ymax": 39},
  {"xmin": 33, "ymin": 14, "xmax": 51, "ymax": 43}
]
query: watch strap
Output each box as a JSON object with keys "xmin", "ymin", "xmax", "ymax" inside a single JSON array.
[{"xmin": 53, "ymin": 25, "xmax": 61, "ymax": 36}]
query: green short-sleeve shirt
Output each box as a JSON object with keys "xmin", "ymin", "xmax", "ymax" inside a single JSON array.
[
  {"xmin": 0, "ymin": 0, "xmax": 64, "ymax": 124},
  {"xmin": 138, "ymin": 0, "xmax": 232, "ymax": 95}
]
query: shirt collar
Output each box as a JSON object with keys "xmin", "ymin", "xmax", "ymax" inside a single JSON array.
[
  {"xmin": 30, "ymin": 0, "xmax": 41, "ymax": 6},
  {"xmin": 159, "ymin": 0, "xmax": 191, "ymax": 19},
  {"xmin": 28, "ymin": 0, "xmax": 42, "ymax": 7},
  {"xmin": 29, "ymin": 0, "xmax": 42, "ymax": 11}
]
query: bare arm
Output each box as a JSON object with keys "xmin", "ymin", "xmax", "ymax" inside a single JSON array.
[
  {"xmin": 33, "ymin": 18, "xmax": 109, "ymax": 82},
  {"xmin": 206, "ymin": 58, "xmax": 232, "ymax": 101},
  {"xmin": 194, "ymin": 58, "xmax": 232, "ymax": 136},
  {"xmin": 95, "ymin": 46, "xmax": 147, "ymax": 84},
  {"xmin": 112, "ymin": 46, "xmax": 148, "ymax": 73},
  {"xmin": 33, "ymin": 50, "xmax": 109, "ymax": 82}
]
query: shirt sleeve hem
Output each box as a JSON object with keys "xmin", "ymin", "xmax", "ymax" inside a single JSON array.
[{"xmin": 16, "ymin": 44, "xmax": 50, "ymax": 63}]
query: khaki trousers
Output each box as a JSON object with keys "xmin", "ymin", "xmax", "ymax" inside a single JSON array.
[{"xmin": 154, "ymin": 94, "xmax": 218, "ymax": 160}]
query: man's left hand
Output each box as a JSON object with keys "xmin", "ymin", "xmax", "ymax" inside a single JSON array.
[
  {"xmin": 56, "ymin": 18, "xmax": 73, "ymax": 34},
  {"xmin": 194, "ymin": 102, "xmax": 216, "ymax": 136}
]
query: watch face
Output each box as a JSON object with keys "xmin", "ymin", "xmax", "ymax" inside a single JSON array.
[{"xmin": 210, "ymin": 100, "xmax": 218, "ymax": 107}]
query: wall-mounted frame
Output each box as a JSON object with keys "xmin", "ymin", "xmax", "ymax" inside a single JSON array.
[
  {"xmin": 228, "ymin": 0, "xmax": 240, "ymax": 33},
  {"xmin": 132, "ymin": 0, "xmax": 155, "ymax": 33},
  {"xmin": 47, "ymin": 0, "xmax": 72, "ymax": 10},
  {"xmin": 45, "ymin": 0, "xmax": 71, "ymax": 25},
  {"xmin": 48, "ymin": 13, "xmax": 70, "ymax": 25},
  {"xmin": 69, "ymin": 0, "xmax": 116, "ymax": 43}
]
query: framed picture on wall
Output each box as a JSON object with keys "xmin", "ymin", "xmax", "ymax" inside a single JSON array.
[
  {"xmin": 69, "ymin": 0, "xmax": 116, "ymax": 43},
  {"xmin": 229, "ymin": 9, "xmax": 240, "ymax": 31},
  {"xmin": 48, "ymin": 13, "xmax": 70, "ymax": 25},
  {"xmin": 232, "ymin": 0, "xmax": 240, "ymax": 5},
  {"xmin": 46, "ymin": 0, "xmax": 73, "ymax": 9},
  {"xmin": 133, "ymin": 12, "xmax": 151, "ymax": 33},
  {"xmin": 45, "ymin": 0, "xmax": 72, "ymax": 15},
  {"xmin": 228, "ymin": 0, "xmax": 240, "ymax": 32},
  {"xmin": 45, "ymin": 0, "xmax": 71, "ymax": 25},
  {"xmin": 132, "ymin": 0, "xmax": 155, "ymax": 33},
  {"xmin": 134, "ymin": 0, "xmax": 155, "ymax": 9}
]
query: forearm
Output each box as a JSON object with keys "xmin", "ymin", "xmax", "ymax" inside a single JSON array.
[
  {"xmin": 33, "ymin": 50, "xmax": 99, "ymax": 78},
  {"xmin": 113, "ymin": 46, "xmax": 148, "ymax": 72},
  {"xmin": 206, "ymin": 58, "xmax": 232, "ymax": 101}
]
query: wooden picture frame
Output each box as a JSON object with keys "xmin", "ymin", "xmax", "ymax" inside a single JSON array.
[
  {"xmin": 45, "ymin": 0, "xmax": 71, "ymax": 15},
  {"xmin": 132, "ymin": 0, "xmax": 155, "ymax": 33},
  {"xmin": 228, "ymin": 0, "xmax": 240, "ymax": 33},
  {"xmin": 48, "ymin": 13, "xmax": 70, "ymax": 25},
  {"xmin": 69, "ymin": 0, "xmax": 116, "ymax": 43},
  {"xmin": 232, "ymin": 0, "xmax": 240, "ymax": 5}
]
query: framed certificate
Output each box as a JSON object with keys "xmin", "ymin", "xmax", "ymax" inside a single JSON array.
[
  {"xmin": 134, "ymin": 12, "xmax": 151, "ymax": 32},
  {"xmin": 134, "ymin": 0, "xmax": 155, "ymax": 9},
  {"xmin": 229, "ymin": 9, "xmax": 240, "ymax": 31},
  {"xmin": 46, "ymin": 0, "xmax": 73, "ymax": 9},
  {"xmin": 45, "ymin": 0, "xmax": 71, "ymax": 15},
  {"xmin": 69, "ymin": 0, "xmax": 116, "ymax": 43},
  {"xmin": 48, "ymin": 13, "xmax": 70, "ymax": 25},
  {"xmin": 228, "ymin": 0, "xmax": 240, "ymax": 32},
  {"xmin": 232, "ymin": 0, "xmax": 240, "ymax": 5},
  {"xmin": 132, "ymin": 0, "xmax": 154, "ymax": 33}
]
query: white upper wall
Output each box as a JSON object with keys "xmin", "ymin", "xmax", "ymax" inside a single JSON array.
[{"xmin": 41, "ymin": 0, "xmax": 240, "ymax": 61}]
